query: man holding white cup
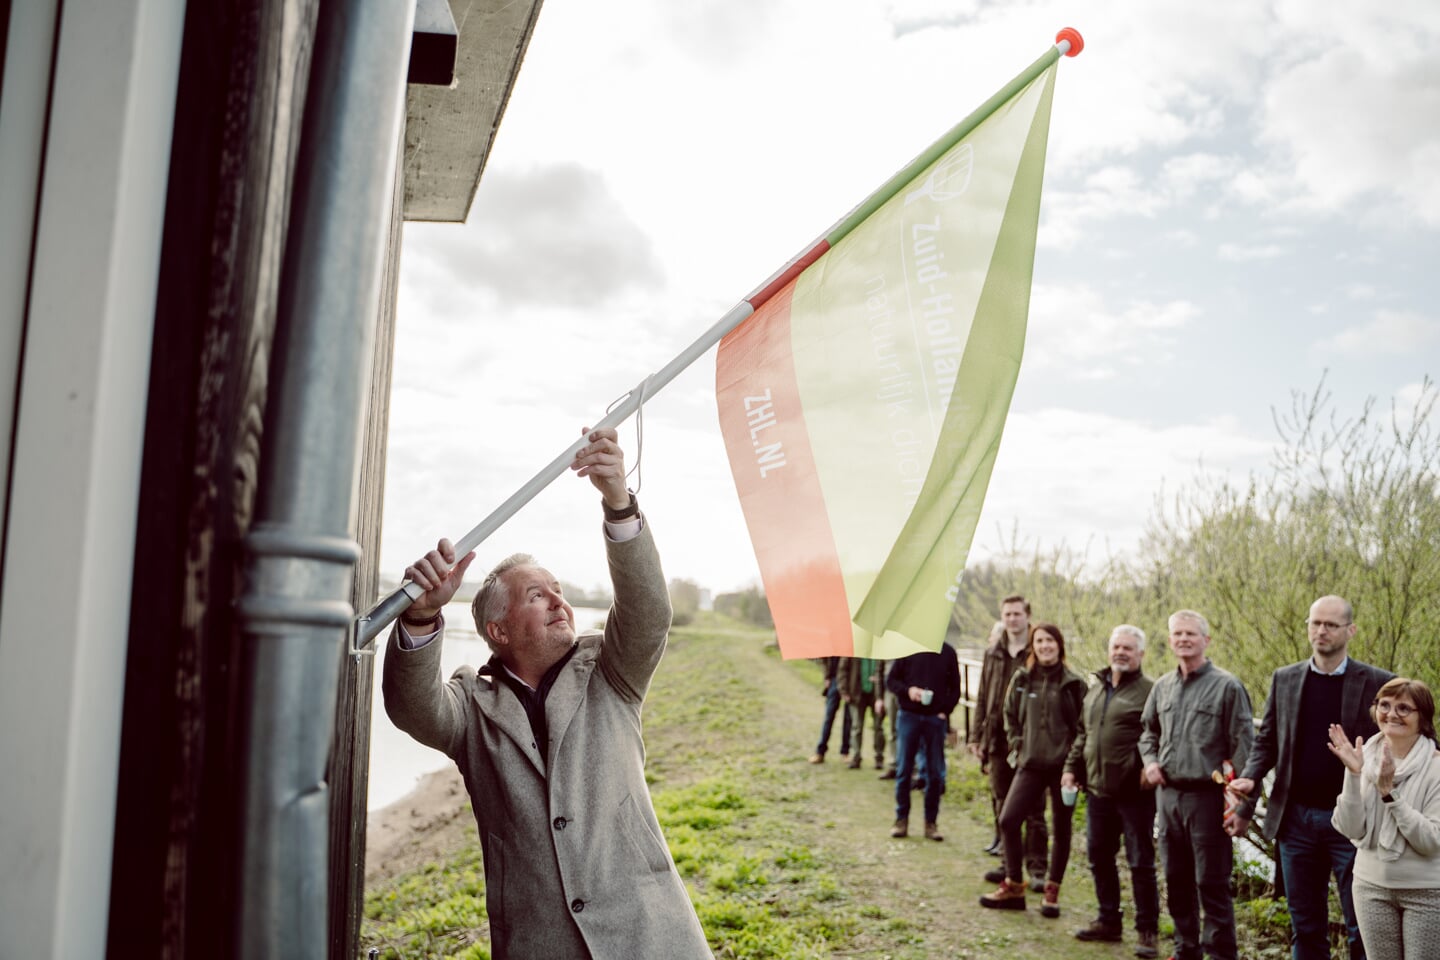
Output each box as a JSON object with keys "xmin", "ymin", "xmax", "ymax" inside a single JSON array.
[
  {"xmin": 1064, "ymin": 625, "xmax": 1161, "ymax": 957},
  {"xmin": 886, "ymin": 642, "xmax": 961, "ymax": 841}
]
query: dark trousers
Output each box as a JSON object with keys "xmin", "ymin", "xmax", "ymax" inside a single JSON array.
[
  {"xmin": 989, "ymin": 746, "xmax": 1050, "ymax": 876},
  {"xmin": 1157, "ymin": 785, "xmax": 1237, "ymax": 960},
  {"xmin": 814, "ymin": 678, "xmax": 853, "ymax": 756},
  {"xmin": 846, "ymin": 699, "xmax": 886, "ymax": 765},
  {"xmin": 1279, "ymin": 803, "xmax": 1364, "ymax": 960},
  {"xmin": 999, "ymin": 766, "xmax": 1074, "ymax": 884},
  {"xmin": 1087, "ymin": 790, "xmax": 1160, "ymax": 933},
  {"xmin": 894, "ymin": 711, "xmax": 945, "ymax": 824}
]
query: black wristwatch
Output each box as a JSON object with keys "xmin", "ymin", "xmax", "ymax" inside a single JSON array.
[{"xmin": 603, "ymin": 491, "xmax": 639, "ymax": 522}]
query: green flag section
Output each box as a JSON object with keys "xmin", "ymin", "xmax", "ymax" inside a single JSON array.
[{"xmin": 716, "ymin": 56, "xmax": 1060, "ymax": 660}]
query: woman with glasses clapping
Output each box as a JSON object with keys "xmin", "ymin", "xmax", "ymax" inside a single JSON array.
[{"xmin": 1329, "ymin": 678, "xmax": 1440, "ymax": 960}]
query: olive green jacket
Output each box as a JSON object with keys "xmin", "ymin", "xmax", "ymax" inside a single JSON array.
[
  {"xmin": 1003, "ymin": 661, "xmax": 1087, "ymax": 771},
  {"xmin": 1065, "ymin": 668, "xmax": 1154, "ymax": 798}
]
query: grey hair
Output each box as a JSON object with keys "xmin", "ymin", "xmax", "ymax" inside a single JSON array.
[
  {"xmin": 472, "ymin": 553, "xmax": 537, "ymax": 653},
  {"xmin": 1169, "ymin": 609, "xmax": 1211, "ymax": 637},
  {"xmin": 1110, "ymin": 624, "xmax": 1147, "ymax": 652}
]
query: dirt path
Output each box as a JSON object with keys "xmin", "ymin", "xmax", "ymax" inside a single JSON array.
[{"xmin": 696, "ymin": 632, "xmax": 1145, "ymax": 960}]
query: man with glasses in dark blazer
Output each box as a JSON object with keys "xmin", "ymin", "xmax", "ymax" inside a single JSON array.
[{"xmin": 1229, "ymin": 596, "xmax": 1393, "ymax": 960}]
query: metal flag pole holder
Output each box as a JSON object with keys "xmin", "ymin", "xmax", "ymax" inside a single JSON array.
[{"xmin": 352, "ymin": 27, "xmax": 1083, "ymax": 653}]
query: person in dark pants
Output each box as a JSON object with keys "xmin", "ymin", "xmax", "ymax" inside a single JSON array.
[
  {"xmin": 887, "ymin": 642, "xmax": 961, "ymax": 841},
  {"xmin": 980, "ymin": 623, "xmax": 1086, "ymax": 916},
  {"xmin": 1229, "ymin": 596, "xmax": 1393, "ymax": 960},
  {"xmin": 969, "ymin": 596, "xmax": 1049, "ymax": 882},
  {"xmin": 1139, "ymin": 610, "xmax": 1255, "ymax": 960},
  {"xmin": 1065, "ymin": 624, "xmax": 1161, "ymax": 958},
  {"xmin": 809, "ymin": 656, "xmax": 853, "ymax": 763}
]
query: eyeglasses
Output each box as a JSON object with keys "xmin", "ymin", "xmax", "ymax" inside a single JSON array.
[
  {"xmin": 1373, "ymin": 700, "xmax": 1417, "ymax": 719},
  {"xmin": 1306, "ymin": 619, "xmax": 1352, "ymax": 631}
]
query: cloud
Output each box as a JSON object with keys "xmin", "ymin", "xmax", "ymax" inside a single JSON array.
[
  {"xmin": 1027, "ymin": 284, "xmax": 1200, "ymax": 378},
  {"xmin": 972, "ymin": 406, "xmax": 1273, "ymax": 565},
  {"xmin": 1217, "ymin": 242, "xmax": 1287, "ymax": 262},
  {"xmin": 401, "ymin": 164, "xmax": 664, "ymax": 310},
  {"xmin": 1258, "ymin": 3, "xmax": 1440, "ymax": 224},
  {"xmin": 1311, "ymin": 309, "xmax": 1440, "ymax": 356}
]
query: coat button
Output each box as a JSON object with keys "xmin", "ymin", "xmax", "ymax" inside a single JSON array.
[
  {"xmin": 570, "ymin": 898, "xmax": 585, "ymax": 913},
  {"xmin": 553, "ymin": 816, "xmax": 568, "ymax": 830}
]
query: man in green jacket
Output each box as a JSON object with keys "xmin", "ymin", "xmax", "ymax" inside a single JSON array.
[{"xmin": 1064, "ymin": 625, "xmax": 1160, "ymax": 958}]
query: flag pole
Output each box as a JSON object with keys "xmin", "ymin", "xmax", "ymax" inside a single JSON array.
[{"xmin": 356, "ymin": 28, "xmax": 1084, "ymax": 647}]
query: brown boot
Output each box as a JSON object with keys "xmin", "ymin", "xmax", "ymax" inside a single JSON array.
[
  {"xmin": 1133, "ymin": 930, "xmax": 1159, "ymax": 958},
  {"xmin": 924, "ymin": 821, "xmax": 943, "ymax": 841},
  {"xmin": 1040, "ymin": 881, "xmax": 1061, "ymax": 918},
  {"xmin": 889, "ymin": 818, "xmax": 908, "ymax": 838},
  {"xmin": 979, "ymin": 879, "xmax": 1027, "ymax": 910},
  {"xmin": 847, "ymin": 755, "xmax": 862, "ymax": 769}
]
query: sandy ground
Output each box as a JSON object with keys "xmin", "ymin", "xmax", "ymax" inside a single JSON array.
[{"xmin": 364, "ymin": 765, "xmax": 471, "ymax": 887}]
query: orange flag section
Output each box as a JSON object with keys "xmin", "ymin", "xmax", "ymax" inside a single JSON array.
[{"xmin": 715, "ymin": 284, "xmax": 854, "ymax": 658}]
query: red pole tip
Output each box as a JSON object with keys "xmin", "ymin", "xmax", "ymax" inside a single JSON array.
[{"xmin": 1055, "ymin": 27, "xmax": 1084, "ymax": 56}]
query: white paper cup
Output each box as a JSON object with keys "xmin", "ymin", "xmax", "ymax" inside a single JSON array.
[
  {"xmin": 920, "ymin": 689, "xmax": 934, "ymax": 706},
  {"xmin": 1061, "ymin": 784, "xmax": 1078, "ymax": 807}
]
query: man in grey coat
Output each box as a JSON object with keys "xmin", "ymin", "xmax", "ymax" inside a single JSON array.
[
  {"xmin": 1229, "ymin": 596, "xmax": 1392, "ymax": 960},
  {"xmin": 383, "ymin": 428, "xmax": 712, "ymax": 960}
]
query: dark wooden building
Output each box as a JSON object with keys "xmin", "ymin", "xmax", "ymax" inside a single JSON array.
[{"xmin": 0, "ymin": 1, "xmax": 542, "ymax": 957}]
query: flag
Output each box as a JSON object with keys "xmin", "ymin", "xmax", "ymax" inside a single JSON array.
[{"xmin": 716, "ymin": 42, "xmax": 1067, "ymax": 660}]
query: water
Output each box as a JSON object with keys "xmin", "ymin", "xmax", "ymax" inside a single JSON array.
[{"xmin": 365, "ymin": 602, "xmax": 609, "ymax": 810}]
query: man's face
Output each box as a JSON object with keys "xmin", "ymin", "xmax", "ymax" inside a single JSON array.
[
  {"xmin": 1308, "ymin": 597, "xmax": 1356, "ymax": 658},
  {"xmin": 1000, "ymin": 601, "xmax": 1029, "ymax": 639},
  {"xmin": 1168, "ymin": 616, "xmax": 1211, "ymax": 661},
  {"xmin": 1108, "ymin": 632, "xmax": 1143, "ymax": 674},
  {"xmin": 492, "ymin": 565, "xmax": 575, "ymax": 655}
]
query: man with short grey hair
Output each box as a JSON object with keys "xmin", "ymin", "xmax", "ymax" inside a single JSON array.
[
  {"xmin": 1140, "ymin": 610, "xmax": 1254, "ymax": 960},
  {"xmin": 1229, "ymin": 596, "xmax": 1391, "ymax": 960},
  {"xmin": 383, "ymin": 428, "xmax": 712, "ymax": 960},
  {"xmin": 1066, "ymin": 625, "xmax": 1160, "ymax": 957}
]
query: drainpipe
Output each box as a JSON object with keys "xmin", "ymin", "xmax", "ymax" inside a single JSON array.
[{"xmin": 232, "ymin": 1, "xmax": 414, "ymax": 957}]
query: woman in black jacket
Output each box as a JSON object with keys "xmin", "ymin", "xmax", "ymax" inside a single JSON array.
[{"xmin": 981, "ymin": 622, "xmax": 1087, "ymax": 916}]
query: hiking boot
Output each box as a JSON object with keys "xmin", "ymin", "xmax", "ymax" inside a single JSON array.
[
  {"xmin": 1133, "ymin": 930, "xmax": 1159, "ymax": 958},
  {"xmin": 979, "ymin": 879, "xmax": 1027, "ymax": 910},
  {"xmin": 1028, "ymin": 876, "xmax": 1045, "ymax": 893},
  {"xmin": 1040, "ymin": 881, "xmax": 1061, "ymax": 918},
  {"xmin": 1073, "ymin": 919, "xmax": 1122, "ymax": 942},
  {"xmin": 847, "ymin": 755, "xmax": 862, "ymax": 769},
  {"xmin": 877, "ymin": 767, "xmax": 897, "ymax": 780},
  {"xmin": 808, "ymin": 753, "xmax": 824, "ymax": 764},
  {"xmin": 983, "ymin": 836, "xmax": 1001, "ymax": 856},
  {"xmin": 889, "ymin": 818, "xmax": 908, "ymax": 838},
  {"xmin": 983, "ymin": 867, "xmax": 1006, "ymax": 884},
  {"xmin": 924, "ymin": 821, "xmax": 943, "ymax": 841},
  {"xmin": 874, "ymin": 758, "xmax": 884, "ymax": 770}
]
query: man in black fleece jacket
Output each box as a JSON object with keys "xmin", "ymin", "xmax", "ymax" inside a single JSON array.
[{"xmin": 887, "ymin": 643, "xmax": 961, "ymax": 840}]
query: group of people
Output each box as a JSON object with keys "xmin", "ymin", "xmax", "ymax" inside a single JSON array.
[
  {"xmin": 812, "ymin": 594, "xmax": 1440, "ymax": 960},
  {"xmin": 375, "ymin": 427, "xmax": 1438, "ymax": 960}
]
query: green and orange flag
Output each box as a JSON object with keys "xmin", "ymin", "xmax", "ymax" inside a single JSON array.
[{"xmin": 716, "ymin": 31, "xmax": 1080, "ymax": 660}]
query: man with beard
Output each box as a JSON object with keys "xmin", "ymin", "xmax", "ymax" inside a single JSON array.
[{"xmin": 1065, "ymin": 625, "xmax": 1160, "ymax": 958}]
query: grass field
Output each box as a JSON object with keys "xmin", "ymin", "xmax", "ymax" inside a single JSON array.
[{"xmin": 362, "ymin": 613, "xmax": 1293, "ymax": 959}]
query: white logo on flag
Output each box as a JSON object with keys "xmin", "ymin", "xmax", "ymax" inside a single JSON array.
[{"xmin": 905, "ymin": 144, "xmax": 973, "ymax": 206}]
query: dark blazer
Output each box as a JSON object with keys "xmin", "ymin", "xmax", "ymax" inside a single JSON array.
[{"xmin": 1240, "ymin": 657, "xmax": 1393, "ymax": 839}]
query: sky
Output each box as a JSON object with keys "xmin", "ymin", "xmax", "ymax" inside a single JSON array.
[{"xmin": 379, "ymin": 0, "xmax": 1440, "ymax": 599}]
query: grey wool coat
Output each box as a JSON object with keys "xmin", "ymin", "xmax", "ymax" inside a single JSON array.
[{"xmin": 382, "ymin": 521, "xmax": 712, "ymax": 960}]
